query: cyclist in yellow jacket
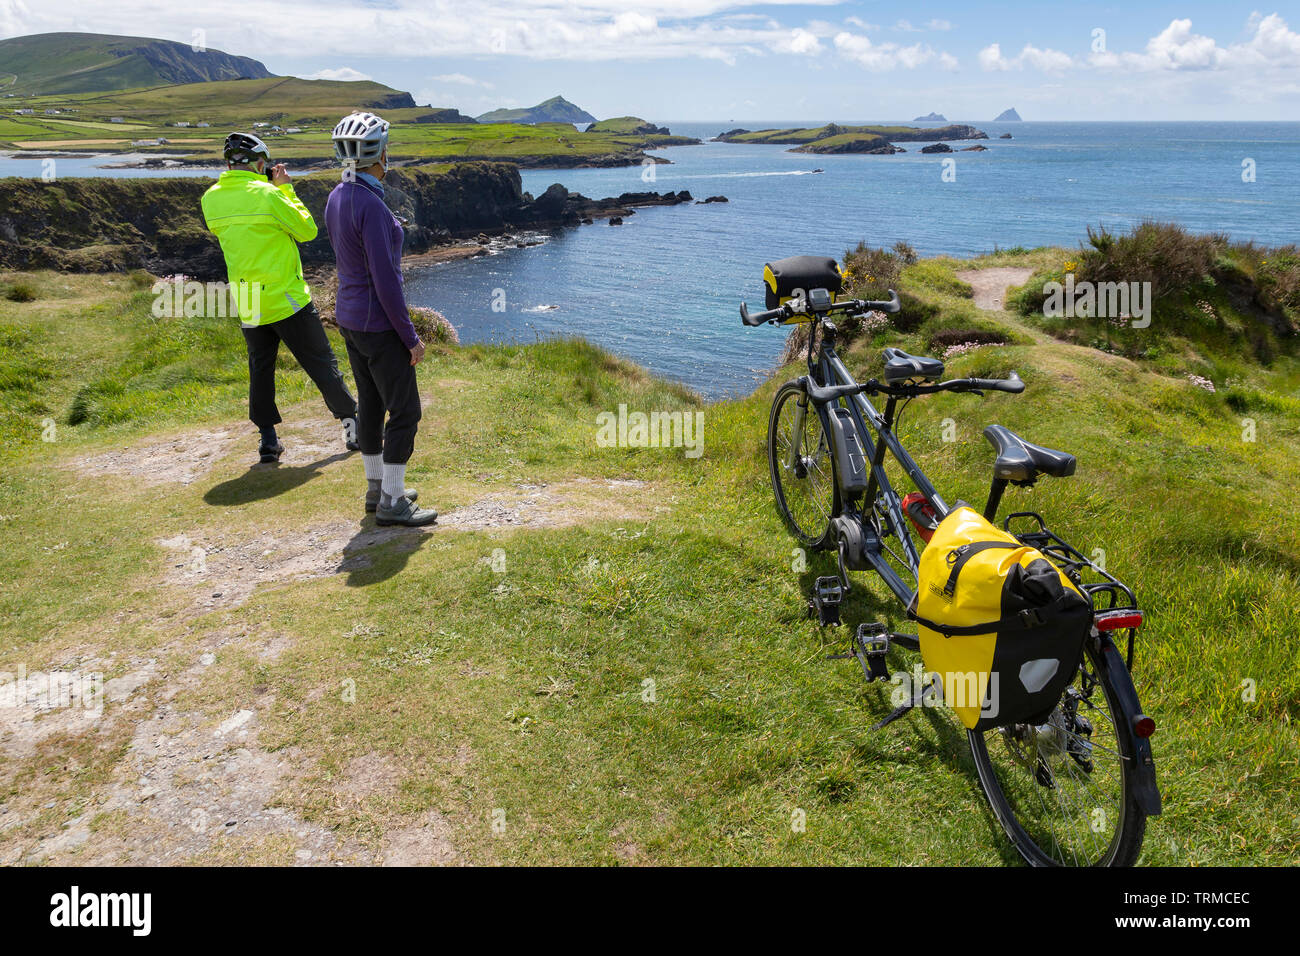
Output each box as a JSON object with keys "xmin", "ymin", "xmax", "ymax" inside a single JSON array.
[{"xmin": 201, "ymin": 132, "xmax": 357, "ymax": 464}]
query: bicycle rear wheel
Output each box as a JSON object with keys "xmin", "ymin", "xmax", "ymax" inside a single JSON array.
[
  {"xmin": 968, "ymin": 637, "xmax": 1148, "ymax": 866},
  {"xmin": 768, "ymin": 380, "xmax": 837, "ymax": 550}
]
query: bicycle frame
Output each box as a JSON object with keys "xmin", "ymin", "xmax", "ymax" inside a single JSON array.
[{"xmin": 801, "ymin": 320, "xmax": 949, "ymax": 607}]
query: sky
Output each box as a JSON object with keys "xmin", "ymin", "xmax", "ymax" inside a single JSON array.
[{"xmin": 3, "ymin": 1, "xmax": 1300, "ymax": 121}]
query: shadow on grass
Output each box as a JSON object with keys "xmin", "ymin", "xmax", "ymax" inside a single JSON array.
[
  {"xmin": 203, "ymin": 452, "xmax": 351, "ymax": 506},
  {"xmin": 338, "ymin": 519, "xmax": 433, "ymax": 587},
  {"xmin": 799, "ymin": 553, "xmax": 1022, "ymax": 864}
]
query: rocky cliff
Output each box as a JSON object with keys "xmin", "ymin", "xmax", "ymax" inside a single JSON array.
[{"xmin": 0, "ymin": 164, "xmax": 695, "ymax": 277}]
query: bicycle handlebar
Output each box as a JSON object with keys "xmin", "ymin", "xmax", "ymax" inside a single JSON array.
[
  {"xmin": 740, "ymin": 290, "xmax": 901, "ymax": 327},
  {"xmin": 804, "ymin": 370, "xmax": 1026, "ymax": 405}
]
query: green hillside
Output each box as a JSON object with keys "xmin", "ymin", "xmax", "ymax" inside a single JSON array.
[{"xmin": 0, "ymin": 32, "xmax": 273, "ymax": 95}]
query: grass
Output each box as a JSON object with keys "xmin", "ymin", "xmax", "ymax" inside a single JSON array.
[{"xmin": 0, "ymin": 254, "xmax": 1296, "ymax": 866}]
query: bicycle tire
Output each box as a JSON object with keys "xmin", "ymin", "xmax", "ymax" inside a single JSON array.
[
  {"xmin": 968, "ymin": 637, "xmax": 1148, "ymax": 866},
  {"xmin": 768, "ymin": 379, "xmax": 838, "ymax": 551}
]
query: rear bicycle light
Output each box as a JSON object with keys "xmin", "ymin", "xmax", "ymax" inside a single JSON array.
[
  {"xmin": 1133, "ymin": 714, "xmax": 1157, "ymax": 738},
  {"xmin": 1094, "ymin": 609, "xmax": 1143, "ymax": 632}
]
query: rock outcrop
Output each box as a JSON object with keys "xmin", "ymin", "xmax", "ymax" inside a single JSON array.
[{"xmin": 0, "ymin": 164, "xmax": 697, "ymax": 277}]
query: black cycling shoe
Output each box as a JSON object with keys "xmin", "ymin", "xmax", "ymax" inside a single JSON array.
[{"xmin": 258, "ymin": 440, "xmax": 284, "ymax": 464}]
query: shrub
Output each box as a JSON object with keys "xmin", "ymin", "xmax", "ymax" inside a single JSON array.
[
  {"xmin": 410, "ymin": 306, "xmax": 459, "ymax": 345},
  {"xmin": 841, "ymin": 241, "xmax": 913, "ymax": 300},
  {"xmin": 1078, "ymin": 221, "xmax": 1221, "ymax": 299},
  {"xmin": 3, "ymin": 281, "xmax": 37, "ymax": 303}
]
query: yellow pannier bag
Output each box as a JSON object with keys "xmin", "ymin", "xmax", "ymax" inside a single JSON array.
[{"xmin": 908, "ymin": 507, "xmax": 1092, "ymax": 730}]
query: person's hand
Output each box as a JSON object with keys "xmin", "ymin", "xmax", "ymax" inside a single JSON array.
[
  {"xmin": 409, "ymin": 340, "xmax": 426, "ymax": 366},
  {"xmin": 269, "ymin": 163, "xmax": 290, "ymax": 186}
]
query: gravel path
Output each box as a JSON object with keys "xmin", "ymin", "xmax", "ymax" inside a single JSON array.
[{"xmin": 955, "ymin": 267, "xmax": 1034, "ymax": 311}]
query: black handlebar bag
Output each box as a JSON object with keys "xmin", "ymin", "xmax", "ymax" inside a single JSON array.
[{"xmin": 763, "ymin": 255, "xmax": 843, "ymax": 319}]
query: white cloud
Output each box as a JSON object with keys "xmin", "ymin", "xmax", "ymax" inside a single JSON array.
[
  {"xmin": 431, "ymin": 73, "xmax": 494, "ymax": 88},
  {"xmin": 301, "ymin": 67, "xmax": 372, "ymax": 81},
  {"xmin": 0, "ymin": 0, "xmax": 850, "ymax": 63},
  {"xmin": 927, "ymin": 19, "xmax": 952, "ymax": 32},
  {"xmin": 1132, "ymin": 18, "xmax": 1224, "ymax": 70},
  {"xmin": 1090, "ymin": 14, "xmax": 1300, "ymax": 72},
  {"xmin": 977, "ymin": 42, "xmax": 1072, "ymax": 72},
  {"xmin": 783, "ymin": 27, "xmax": 822, "ymax": 55},
  {"xmin": 834, "ymin": 31, "xmax": 955, "ymax": 72}
]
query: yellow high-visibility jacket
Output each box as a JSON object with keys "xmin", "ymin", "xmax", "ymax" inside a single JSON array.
[{"xmin": 200, "ymin": 169, "xmax": 317, "ymax": 325}]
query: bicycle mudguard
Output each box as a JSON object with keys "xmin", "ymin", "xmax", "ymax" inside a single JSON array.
[
  {"xmin": 1092, "ymin": 632, "xmax": 1162, "ymax": 816},
  {"xmin": 823, "ymin": 404, "xmax": 868, "ymax": 495}
]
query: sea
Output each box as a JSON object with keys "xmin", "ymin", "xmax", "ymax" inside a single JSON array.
[{"xmin": 6, "ymin": 120, "xmax": 1298, "ymax": 398}]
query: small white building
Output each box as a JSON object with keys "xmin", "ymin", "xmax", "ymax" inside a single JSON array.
[
  {"xmin": 172, "ymin": 121, "xmax": 191, "ymax": 128},
  {"xmin": 13, "ymin": 108, "xmax": 34, "ymax": 115},
  {"xmin": 285, "ymin": 127, "xmax": 301, "ymax": 134},
  {"xmin": 109, "ymin": 116, "xmax": 125, "ymax": 123},
  {"xmin": 196, "ymin": 121, "xmax": 210, "ymax": 128},
  {"xmin": 43, "ymin": 108, "xmax": 59, "ymax": 115}
]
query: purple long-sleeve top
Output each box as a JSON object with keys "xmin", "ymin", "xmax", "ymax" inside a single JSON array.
[{"xmin": 324, "ymin": 178, "xmax": 421, "ymax": 348}]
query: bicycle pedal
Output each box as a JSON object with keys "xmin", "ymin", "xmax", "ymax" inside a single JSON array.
[
  {"xmin": 808, "ymin": 576, "xmax": 843, "ymax": 627},
  {"xmin": 854, "ymin": 623, "xmax": 891, "ymax": 682}
]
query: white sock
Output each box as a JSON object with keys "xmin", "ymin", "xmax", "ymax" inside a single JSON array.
[
  {"xmin": 381, "ymin": 462, "xmax": 406, "ymax": 501},
  {"xmin": 362, "ymin": 454, "xmax": 383, "ymax": 482}
]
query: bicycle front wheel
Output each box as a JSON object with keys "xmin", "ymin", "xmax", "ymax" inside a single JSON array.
[
  {"xmin": 768, "ymin": 380, "xmax": 837, "ymax": 550},
  {"xmin": 968, "ymin": 637, "xmax": 1149, "ymax": 866}
]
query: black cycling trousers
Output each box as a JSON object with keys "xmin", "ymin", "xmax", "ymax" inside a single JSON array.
[
  {"xmin": 340, "ymin": 327, "xmax": 422, "ymax": 465},
  {"xmin": 242, "ymin": 302, "xmax": 357, "ymax": 429}
]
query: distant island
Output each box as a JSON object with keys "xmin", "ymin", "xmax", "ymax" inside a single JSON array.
[
  {"xmin": 995, "ymin": 107, "xmax": 1023, "ymax": 122},
  {"xmin": 913, "ymin": 112, "xmax": 948, "ymax": 122},
  {"xmin": 714, "ymin": 123, "xmax": 988, "ymax": 155},
  {"xmin": 586, "ymin": 116, "xmax": 673, "ymax": 136},
  {"xmin": 477, "ymin": 95, "xmax": 597, "ymax": 128}
]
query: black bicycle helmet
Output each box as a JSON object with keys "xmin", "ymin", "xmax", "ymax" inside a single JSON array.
[{"xmin": 223, "ymin": 132, "xmax": 272, "ymax": 166}]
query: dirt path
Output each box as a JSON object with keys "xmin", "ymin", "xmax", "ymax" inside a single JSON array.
[
  {"xmin": 4, "ymin": 425, "xmax": 669, "ymax": 865},
  {"xmin": 955, "ymin": 267, "xmax": 1034, "ymax": 311}
]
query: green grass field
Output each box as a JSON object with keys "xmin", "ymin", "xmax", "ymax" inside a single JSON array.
[{"xmin": 0, "ymin": 253, "xmax": 1296, "ymax": 865}]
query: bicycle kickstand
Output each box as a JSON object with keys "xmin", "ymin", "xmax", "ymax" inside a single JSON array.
[{"xmin": 871, "ymin": 678, "xmax": 940, "ymax": 732}]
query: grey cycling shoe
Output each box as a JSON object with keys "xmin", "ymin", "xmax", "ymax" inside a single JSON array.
[
  {"xmin": 365, "ymin": 479, "xmax": 418, "ymax": 513},
  {"xmin": 375, "ymin": 495, "xmax": 437, "ymax": 527}
]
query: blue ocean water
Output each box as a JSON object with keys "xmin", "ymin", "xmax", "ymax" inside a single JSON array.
[{"xmin": 403, "ymin": 121, "xmax": 1300, "ymax": 399}]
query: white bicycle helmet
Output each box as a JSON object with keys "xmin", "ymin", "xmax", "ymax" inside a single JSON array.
[{"xmin": 332, "ymin": 111, "xmax": 390, "ymax": 167}]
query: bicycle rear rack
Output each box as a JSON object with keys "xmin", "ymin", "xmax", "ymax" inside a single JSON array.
[{"xmin": 1003, "ymin": 511, "xmax": 1144, "ymax": 668}]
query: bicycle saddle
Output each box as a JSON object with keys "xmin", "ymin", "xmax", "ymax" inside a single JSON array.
[
  {"xmin": 882, "ymin": 348, "xmax": 945, "ymax": 385},
  {"xmin": 983, "ymin": 424, "xmax": 1077, "ymax": 482}
]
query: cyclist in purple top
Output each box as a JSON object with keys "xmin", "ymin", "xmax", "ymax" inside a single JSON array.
[{"xmin": 325, "ymin": 112, "xmax": 436, "ymax": 526}]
